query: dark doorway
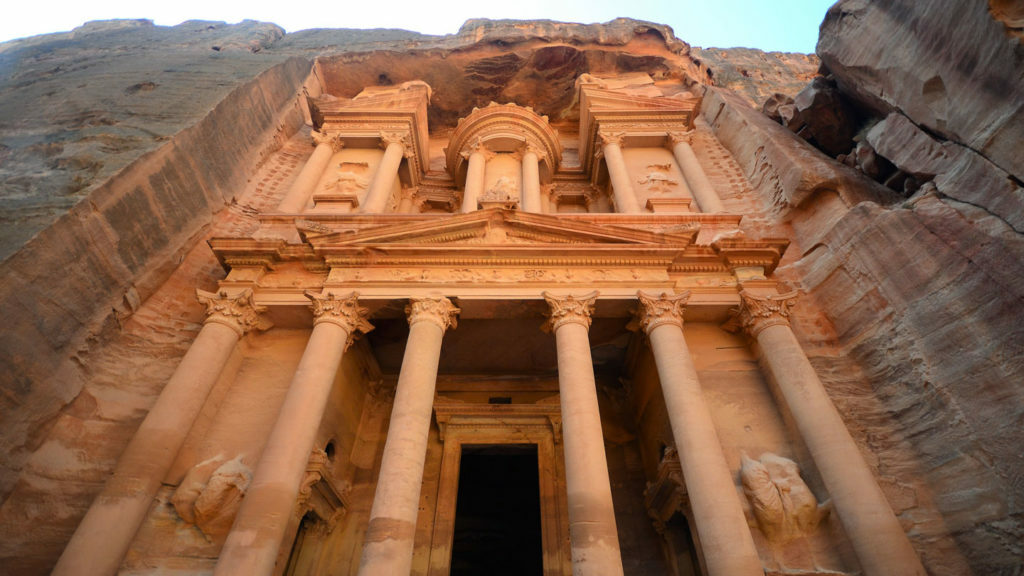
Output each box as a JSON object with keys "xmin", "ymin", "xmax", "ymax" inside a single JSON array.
[{"xmin": 450, "ymin": 444, "xmax": 544, "ymax": 575}]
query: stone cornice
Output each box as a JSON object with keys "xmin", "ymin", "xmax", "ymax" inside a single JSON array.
[
  {"xmin": 737, "ymin": 290, "xmax": 798, "ymax": 337},
  {"xmin": 407, "ymin": 297, "xmax": 460, "ymax": 331},
  {"xmin": 635, "ymin": 290, "xmax": 690, "ymax": 334},
  {"xmin": 542, "ymin": 291, "xmax": 598, "ymax": 332},
  {"xmin": 195, "ymin": 288, "xmax": 267, "ymax": 337},
  {"xmin": 305, "ymin": 291, "xmax": 374, "ymax": 344}
]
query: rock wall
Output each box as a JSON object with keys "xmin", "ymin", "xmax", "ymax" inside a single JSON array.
[{"xmin": 710, "ymin": 1, "xmax": 1024, "ymax": 571}]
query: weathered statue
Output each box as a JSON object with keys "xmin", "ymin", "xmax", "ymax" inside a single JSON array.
[{"xmin": 740, "ymin": 452, "xmax": 830, "ymax": 541}]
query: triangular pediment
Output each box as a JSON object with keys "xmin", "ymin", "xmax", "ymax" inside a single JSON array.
[
  {"xmin": 307, "ymin": 209, "xmax": 697, "ymax": 249},
  {"xmin": 582, "ymin": 86, "xmax": 699, "ymax": 113}
]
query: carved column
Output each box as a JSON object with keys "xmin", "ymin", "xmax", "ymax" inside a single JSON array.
[
  {"xmin": 738, "ymin": 290, "xmax": 925, "ymax": 576},
  {"xmin": 361, "ymin": 131, "xmax": 409, "ymax": 214},
  {"xmin": 278, "ymin": 131, "xmax": 343, "ymax": 213},
  {"xmin": 636, "ymin": 292, "xmax": 763, "ymax": 576},
  {"xmin": 461, "ymin": 142, "xmax": 487, "ymax": 213},
  {"xmin": 668, "ymin": 131, "xmax": 723, "ymax": 213},
  {"xmin": 53, "ymin": 289, "xmax": 265, "ymax": 576},
  {"xmin": 213, "ymin": 292, "xmax": 371, "ymax": 576},
  {"xmin": 599, "ymin": 131, "xmax": 641, "ymax": 214},
  {"xmin": 521, "ymin": 144, "xmax": 542, "ymax": 213},
  {"xmin": 357, "ymin": 298, "xmax": 460, "ymax": 576},
  {"xmin": 543, "ymin": 292, "xmax": 625, "ymax": 576}
]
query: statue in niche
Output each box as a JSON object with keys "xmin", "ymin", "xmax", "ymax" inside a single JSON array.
[
  {"xmin": 326, "ymin": 162, "xmax": 370, "ymax": 195},
  {"xmin": 479, "ymin": 176, "xmax": 520, "ymax": 209},
  {"xmin": 740, "ymin": 452, "xmax": 830, "ymax": 542},
  {"xmin": 637, "ymin": 163, "xmax": 678, "ymax": 194}
]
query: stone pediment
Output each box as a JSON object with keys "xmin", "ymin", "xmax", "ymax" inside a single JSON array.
[{"xmin": 306, "ymin": 208, "xmax": 699, "ymax": 249}]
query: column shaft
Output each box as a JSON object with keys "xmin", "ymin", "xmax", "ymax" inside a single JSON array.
[
  {"xmin": 602, "ymin": 141, "xmax": 641, "ymax": 213},
  {"xmin": 362, "ymin": 140, "xmax": 405, "ymax": 213},
  {"xmin": 521, "ymin": 149, "xmax": 542, "ymax": 213},
  {"xmin": 278, "ymin": 138, "xmax": 336, "ymax": 213},
  {"xmin": 53, "ymin": 290, "xmax": 262, "ymax": 576},
  {"xmin": 671, "ymin": 138, "xmax": 723, "ymax": 213},
  {"xmin": 645, "ymin": 323, "xmax": 763, "ymax": 576},
  {"xmin": 357, "ymin": 298, "xmax": 459, "ymax": 576},
  {"xmin": 545, "ymin": 292, "xmax": 624, "ymax": 576},
  {"xmin": 755, "ymin": 324, "xmax": 925, "ymax": 576},
  {"xmin": 461, "ymin": 150, "xmax": 486, "ymax": 213}
]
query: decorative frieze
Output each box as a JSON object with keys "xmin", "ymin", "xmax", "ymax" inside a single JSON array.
[
  {"xmin": 542, "ymin": 291, "xmax": 598, "ymax": 332},
  {"xmin": 195, "ymin": 288, "xmax": 267, "ymax": 337}
]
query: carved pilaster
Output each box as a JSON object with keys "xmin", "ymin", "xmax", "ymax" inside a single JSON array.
[
  {"xmin": 305, "ymin": 291, "xmax": 374, "ymax": 348},
  {"xmin": 737, "ymin": 290, "xmax": 798, "ymax": 338},
  {"xmin": 312, "ymin": 130, "xmax": 345, "ymax": 153},
  {"xmin": 636, "ymin": 291, "xmax": 690, "ymax": 335},
  {"xmin": 195, "ymin": 288, "xmax": 267, "ymax": 337},
  {"xmin": 542, "ymin": 291, "xmax": 599, "ymax": 332},
  {"xmin": 666, "ymin": 129, "xmax": 695, "ymax": 147},
  {"xmin": 406, "ymin": 297, "xmax": 460, "ymax": 331}
]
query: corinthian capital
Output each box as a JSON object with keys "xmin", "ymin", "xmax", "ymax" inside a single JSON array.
[
  {"xmin": 407, "ymin": 297, "xmax": 460, "ymax": 331},
  {"xmin": 636, "ymin": 291, "xmax": 690, "ymax": 334},
  {"xmin": 312, "ymin": 130, "xmax": 345, "ymax": 152},
  {"xmin": 380, "ymin": 131, "xmax": 411, "ymax": 150},
  {"xmin": 542, "ymin": 291, "xmax": 599, "ymax": 332},
  {"xmin": 667, "ymin": 130, "xmax": 695, "ymax": 146},
  {"xmin": 598, "ymin": 130, "xmax": 625, "ymax": 147},
  {"xmin": 737, "ymin": 290, "xmax": 798, "ymax": 337},
  {"xmin": 306, "ymin": 291, "xmax": 374, "ymax": 344},
  {"xmin": 195, "ymin": 288, "xmax": 267, "ymax": 337}
]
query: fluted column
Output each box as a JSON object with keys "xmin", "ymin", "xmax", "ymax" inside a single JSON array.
[
  {"xmin": 598, "ymin": 131, "xmax": 641, "ymax": 214},
  {"xmin": 738, "ymin": 290, "xmax": 925, "ymax": 576},
  {"xmin": 53, "ymin": 289, "xmax": 265, "ymax": 576},
  {"xmin": 636, "ymin": 292, "xmax": 763, "ymax": 576},
  {"xmin": 521, "ymin": 144, "xmax": 542, "ymax": 213},
  {"xmin": 278, "ymin": 131, "xmax": 343, "ymax": 213},
  {"xmin": 668, "ymin": 131, "xmax": 723, "ymax": 213},
  {"xmin": 214, "ymin": 292, "xmax": 372, "ymax": 576},
  {"xmin": 543, "ymin": 292, "xmax": 624, "ymax": 576},
  {"xmin": 362, "ymin": 131, "xmax": 409, "ymax": 213},
  {"xmin": 461, "ymin": 143, "xmax": 486, "ymax": 213},
  {"xmin": 358, "ymin": 297, "xmax": 460, "ymax": 576}
]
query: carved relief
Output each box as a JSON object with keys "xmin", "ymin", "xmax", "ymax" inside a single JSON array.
[
  {"xmin": 542, "ymin": 291, "xmax": 598, "ymax": 332},
  {"xmin": 326, "ymin": 162, "xmax": 370, "ymax": 195},
  {"xmin": 479, "ymin": 176, "xmax": 521, "ymax": 210},
  {"xmin": 171, "ymin": 455, "xmax": 253, "ymax": 541},
  {"xmin": 406, "ymin": 297, "xmax": 460, "ymax": 331},
  {"xmin": 740, "ymin": 452, "xmax": 830, "ymax": 542},
  {"xmin": 636, "ymin": 164, "xmax": 679, "ymax": 194},
  {"xmin": 195, "ymin": 288, "xmax": 267, "ymax": 337},
  {"xmin": 737, "ymin": 290, "xmax": 798, "ymax": 337}
]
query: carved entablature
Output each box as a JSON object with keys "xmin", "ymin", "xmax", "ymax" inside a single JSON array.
[
  {"xmin": 577, "ymin": 76, "xmax": 701, "ymax": 182},
  {"xmin": 446, "ymin": 102, "xmax": 562, "ymax": 187},
  {"xmin": 308, "ymin": 80, "xmax": 431, "ymax": 186},
  {"xmin": 433, "ymin": 398, "xmax": 562, "ymax": 444},
  {"xmin": 711, "ymin": 236, "xmax": 790, "ymax": 279}
]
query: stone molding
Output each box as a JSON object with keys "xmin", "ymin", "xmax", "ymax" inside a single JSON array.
[
  {"xmin": 635, "ymin": 290, "xmax": 690, "ymax": 334},
  {"xmin": 305, "ymin": 291, "xmax": 374, "ymax": 346},
  {"xmin": 542, "ymin": 291, "xmax": 599, "ymax": 332},
  {"xmin": 737, "ymin": 290, "xmax": 798, "ymax": 337},
  {"xmin": 312, "ymin": 130, "xmax": 345, "ymax": 153},
  {"xmin": 406, "ymin": 297, "xmax": 460, "ymax": 331},
  {"xmin": 195, "ymin": 288, "xmax": 267, "ymax": 337}
]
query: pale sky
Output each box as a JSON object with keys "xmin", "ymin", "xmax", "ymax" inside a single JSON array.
[{"xmin": 0, "ymin": 0, "xmax": 835, "ymax": 53}]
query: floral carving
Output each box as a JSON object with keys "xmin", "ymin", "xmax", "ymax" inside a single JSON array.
[
  {"xmin": 195, "ymin": 288, "xmax": 267, "ymax": 337},
  {"xmin": 737, "ymin": 290, "xmax": 798, "ymax": 337},
  {"xmin": 598, "ymin": 130, "xmax": 626, "ymax": 147},
  {"xmin": 636, "ymin": 291, "xmax": 690, "ymax": 334},
  {"xmin": 666, "ymin": 130, "xmax": 695, "ymax": 147},
  {"xmin": 542, "ymin": 291, "xmax": 599, "ymax": 332},
  {"xmin": 406, "ymin": 297, "xmax": 460, "ymax": 331},
  {"xmin": 305, "ymin": 291, "xmax": 374, "ymax": 345},
  {"xmin": 380, "ymin": 130, "xmax": 411, "ymax": 151}
]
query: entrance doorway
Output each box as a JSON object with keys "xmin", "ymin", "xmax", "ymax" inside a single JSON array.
[{"xmin": 450, "ymin": 445, "xmax": 543, "ymax": 575}]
